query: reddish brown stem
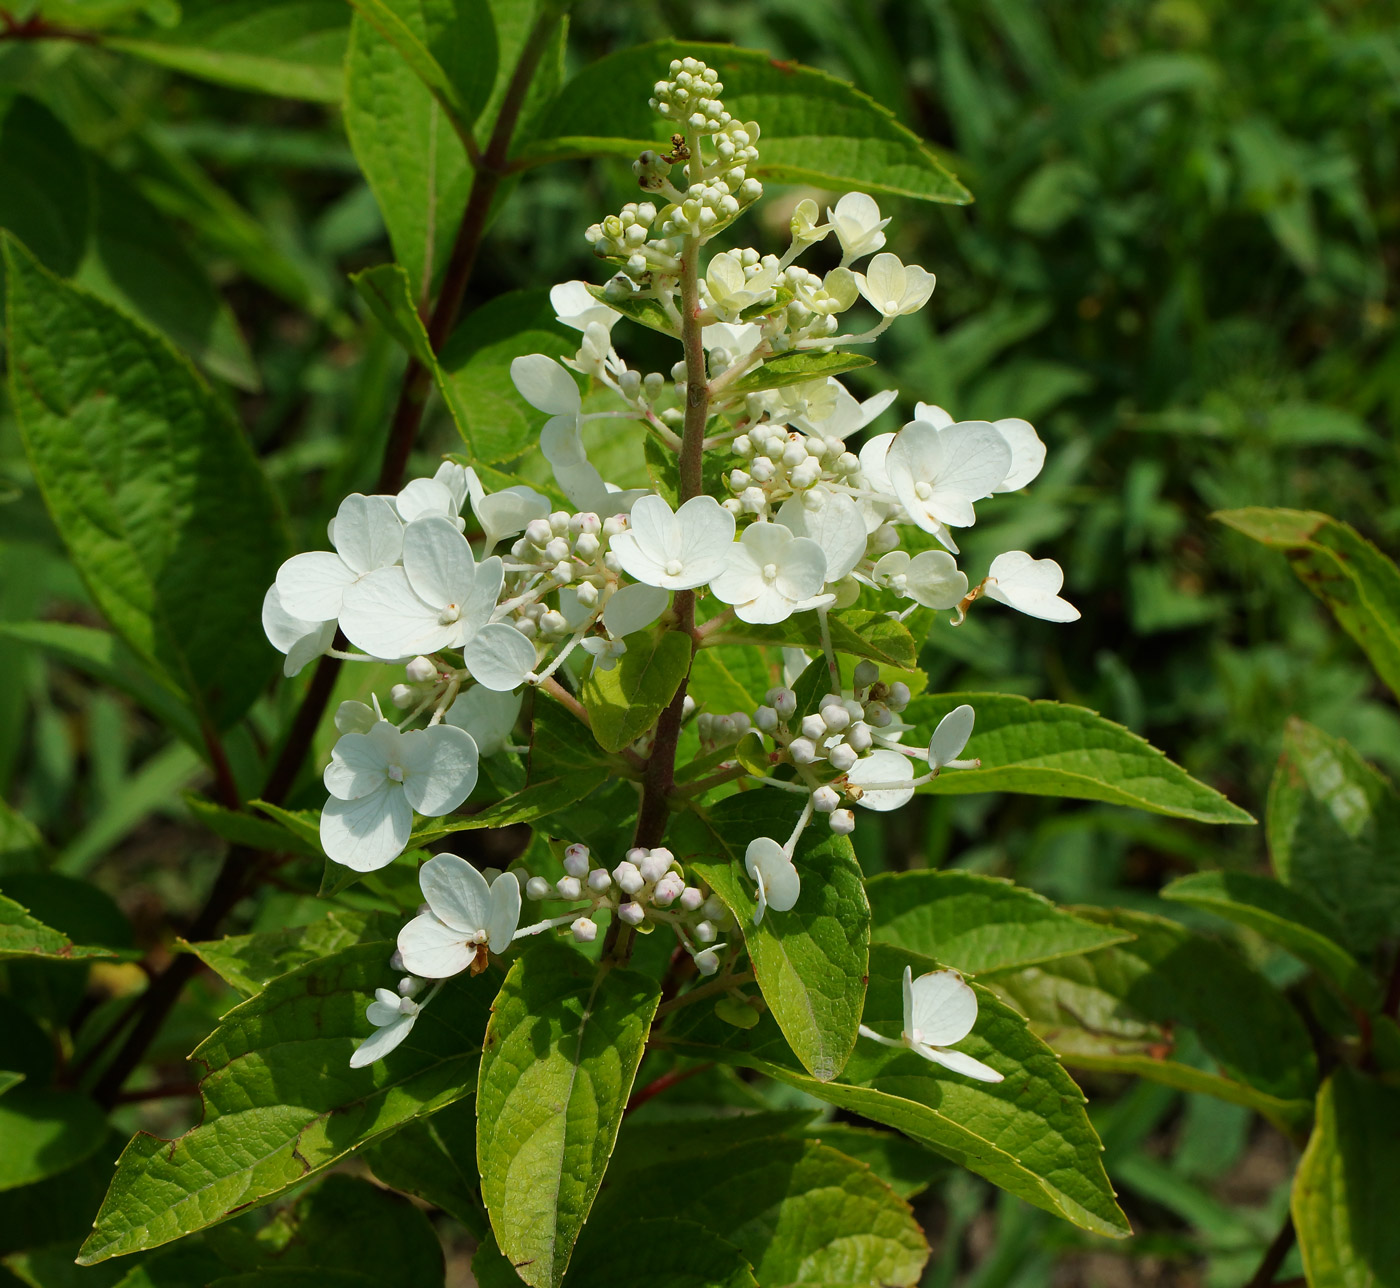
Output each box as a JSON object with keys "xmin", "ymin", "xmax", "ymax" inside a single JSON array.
[{"xmin": 624, "ymin": 1061, "xmax": 714, "ymax": 1115}]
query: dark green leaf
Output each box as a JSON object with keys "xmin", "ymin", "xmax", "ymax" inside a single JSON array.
[
  {"xmin": 0, "ymin": 1089, "xmax": 108, "ymax": 1190},
  {"xmin": 351, "ymin": 263, "xmax": 436, "ymax": 364},
  {"xmin": 580, "ymin": 630, "xmax": 691, "ymax": 753},
  {"xmin": 409, "ymin": 766, "xmax": 612, "ymax": 846},
  {"xmin": 250, "ymin": 801, "xmax": 323, "ymax": 855},
  {"xmin": 726, "ymin": 349, "xmax": 876, "ymax": 395},
  {"xmin": 0, "ymin": 97, "xmax": 89, "ymax": 277},
  {"xmin": 476, "ymin": 940, "xmax": 660, "ymax": 1288},
  {"xmin": 707, "ymin": 609, "xmax": 917, "ymax": 669},
  {"xmin": 0, "ymin": 892, "xmax": 123, "ymax": 961},
  {"xmin": 183, "ymin": 795, "xmax": 320, "ymax": 858},
  {"xmin": 365, "ymin": 1098, "xmax": 485, "ymax": 1235}
]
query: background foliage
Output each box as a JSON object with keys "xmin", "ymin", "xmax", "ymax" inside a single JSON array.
[{"xmin": 1, "ymin": 0, "xmax": 1398, "ymax": 1285}]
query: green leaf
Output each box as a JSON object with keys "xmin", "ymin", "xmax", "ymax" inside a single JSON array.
[
  {"xmin": 589, "ymin": 1137, "xmax": 928, "ymax": 1287},
  {"xmin": 1217, "ymin": 507, "xmax": 1400, "ymax": 703},
  {"xmin": 183, "ymin": 795, "xmax": 321, "ymax": 858},
  {"xmin": 345, "ymin": 0, "xmax": 498, "ymax": 137},
  {"xmin": 989, "ymin": 908, "xmax": 1317, "ymax": 1134},
  {"xmin": 0, "ymin": 1073, "xmax": 22, "ymax": 1098},
  {"xmin": 250, "ymin": 801, "xmax": 324, "ymax": 855},
  {"xmin": 345, "ymin": 12, "xmax": 473, "ymax": 306},
  {"xmin": 809, "ymin": 1122, "xmax": 949, "ymax": 1199},
  {"xmin": 580, "ymin": 630, "xmax": 691, "ymax": 753},
  {"xmin": 0, "ymin": 891, "xmax": 123, "ymax": 961},
  {"xmin": 1267, "ymin": 717, "xmax": 1400, "ymax": 954},
  {"xmin": 518, "ymin": 40, "xmax": 970, "ymax": 203},
  {"xmin": 726, "ymin": 349, "xmax": 876, "ymax": 395},
  {"xmin": 585, "ymin": 283, "xmax": 678, "ymax": 337},
  {"xmin": 707, "ymin": 609, "xmax": 917, "ymax": 669},
  {"xmin": 901, "ymin": 693, "xmax": 1254, "ymax": 823},
  {"xmin": 181, "ymin": 910, "xmax": 400, "ymax": 997},
  {"xmin": 365, "ymin": 1098, "xmax": 485, "ymax": 1235},
  {"xmin": 667, "ymin": 942, "xmax": 1130, "ymax": 1238},
  {"xmin": 0, "ymin": 621, "xmax": 201, "ymax": 750},
  {"xmin": 676, "ymin": 793, "xmax": 870, "ymax": 1083},
  {"xmin": 0, "ymin": 1089, "xmax": 108, "ymax": 1191},
  {"xmin": 0, "ymin": 97, "xmax": 89, "ymax": 278},
  {"xmin": 106, "ymin": 0, "xmax": 350, "ymax": 102},
  {"xmin": 866, "ymin": 870, "xmax": 1132, "ymax": 974},
  {"xmin": 78, "ymin": 943, "xmax": 491, "ymax": 1263},
  {"xmin": 0, "ymin": 1129, "xmax": 124, "ymax": 1258},
  {"xmin": 409, "ymin": 766, "xmax": 612, "ymax": 846},
  {"xmin": 476, "ymin": 941, "xmax": 660, "ymax": 1288},
  {"xmin": 437, "ymin": 290, "xmax": 575, "ymax": 466},
  {"xmin": 351, "ymin": 263, "xmax": 436, "ymax": 364},
  {"xmin": 3, "ymin": 236, "xmax": 288, "ymax": 732},
  {"xmin": 1162, "ymin": 870, "xmax": 1380, "ymax": 1008},
  {"xmin": 1293, "ymin": 1067, "xmax": 1400, "ymax": 1288}
]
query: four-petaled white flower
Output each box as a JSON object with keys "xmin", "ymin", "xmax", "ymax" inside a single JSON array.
[
  {"xmin": 855, "ymin": 253, "xmax": 935, "ymax": 317},
  {"xmin": 872, "ymin": 550, "xmax": 968, "ymax": 610},
  {"xmin": 704, "ymin": 251, "xmax": 779, "ymax": 323},
  {"xmin": 745, "ymin": 836, "xmax": 801, "ymax": 925},
  {"xmin": 914, "ymin": 404, "xmax": 1047, "ymax": 494},
  {"xmin": 983, "ymin": 551, "xmax": 1079, "ymax": 622},
  {"xmin": 709, "ymin": 521, "xmax": 830, "ymax": 623},
  {"xmin": 349, "ymin": 988, "xmax": 421, "ymax": 1069},
  {"xmin": 261, "ymin": 585, "xmax": 335, "ymax": 678},
  {"xmin": 827, "ymin": 192, "xmax": 890, "ymax": 263},
  {"xmin": 777, "ymin": 490, "xmax": 867, "ymax": 586},
  {"xmin": 884, "ymin": 421, "xmax": 1013, "ymax": 532},
  {"xmin": 275, "ymin": 493, "xmax": 403, "ymax": 624},
  {"xmin": 610, "ymin": 495, "xmax": 736, "ymax": 591},
  {"xmin": 398, "ymin": 854, "xmax": 522, "ymax": 978},
  {"xmin": 859, "ymin": 966, "xmax": 1003, "ymax": 1082},
  {"xmin": 321, "ymin": 721, "xmax": 478, "ymax": 871}
]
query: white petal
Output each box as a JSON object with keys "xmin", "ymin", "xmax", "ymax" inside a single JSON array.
[
  {"xmin": 904, "ymin": 551, "xmax": 968, "ymax": 610},
  {"xmin": 475, "ymin": 487, "xmax": 550, "ymax": 549},
  {"xmin": 929, "ymin": 704, "xmax": 975, "ymax": 770},
  {"xmin": 510, "ymin": 354, "xmax": 581, "ymax": 414},
  {"xmin": 419, "ymin": 853, "xmax": 491, "ymax": 933},
  {"xmin": 984, "ymin": 552, "xmax": 1079, "ymax": 622},
  {"xmin": 744, "ymin": 837, "xmax": 801, "ymax": 913},
  {"xmin": 324, "ymin": 723, "xmax": 394, "ymax": 800},
  {"xmin": 262, "ymin": 585, "xmax": 333, "ymax": 673},
  {"xmin": 860, "ymin": 253, "xmax": 905, "ymax": 314},
  {"xmin": 349, "ymin": 1012, "xmax": 418, "ymax": 1067},
  {"xmin": 775, "ymin": 537, "xmax": 828, "ymax": 602},
  {"xmin": 778, "ymin": 491, "xmax": 866, "ymax": 583},
  {"xmin": 401, "ymin": 515, "xmax": 475, "ymax": 609},
  {"xmin": 488, "ymin": 873, "xmax": 522, "ymax": 952},
  {"xmin": 924, "ymin": 1046, "xmax": 1004, "ymax": 1083},
  {"xmin": 282, "ymin": 621, "xmax": 335, "ymax": 677},
  {"xmin": 895, "ymin": 265, "xmax": 936, "ymax": 313},
  {"xmin": 463, "ymin": 623, "xmax": 537, "ymax": 691},
  {"xmin": 276, "ymin": 551, "xmax": 356, "ymax": 622},
  {"xmin": 334, "ymin": 494, "xmax": 405, "ymax": 571},
  {"xmin": 340, "ymin": 567, "xmax": 453, "ymax": 659},
  {"xmin": 399, "ymin": 724, "xmax": 478, "ymax": 816},
  {"xmin": 398, "ymin": 910, "xmax": 478, "ymax": 978},
  {"xmin": 603, "ymin": 582, "xmax": 670, "ymax": 637},
  {"xmin": 445, "ymin": 686, "xmax": 522, "ymax": 756},
  {"xmin": 540, "ymin": 413, "xmax": 588, "ymax": 469},
  {"xmin": 607, "ymin": 529, "xmax": 665, "ymax": 588},
  {"xmin": 628, "ymin": 494, "xmax": 682, "ymax": 563},
  {"xmin": 334, "ymin": 700, "xmax": 378, "ymax": 736},
  {"xmin": 908, "ymin": 969, "xmax": 979, "ymax": 1046},
  {"xmin": 395, "ymin": 478, "xmax": 459, "ymax": 525},
  {"xmin": 551, "ymin": 280, "xmax": 619, "ymax": 332},
  {"xmin": 902, "ymin": 965, "xmax": 916, "ymax": 1034},
  {"xmin": 676, "ymin": 495, "xmax": 737, "ymax": 565},
  {"xmin": 846, "ymin": 749, "xmax": 915, "ymax": 811},
  {"xmin": 458, "ymin": 556, "xmax": 505, "ymax": 643},
  {"xmin": 935, "ymin": 422, "xmax": 1014, "ymax": 504},
  {"xmin": 320, "ymin": 786, "xmax": 412, "ymax": 871},
  {"xmin": 991, "ymin": 418, "xmax": 1046, "ymax": 492},
  {"xmin": 913, "ymin": 402, "xmax": 954, "ymax": 429},
  {"xmin": 433, "ymin": 461, "xmax": 472, "ymax": 511}
]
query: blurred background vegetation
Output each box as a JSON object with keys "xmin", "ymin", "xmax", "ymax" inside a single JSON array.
[{"xmin": 1, "ymin": 0, "xmax": 1397, "ymax": 1284}]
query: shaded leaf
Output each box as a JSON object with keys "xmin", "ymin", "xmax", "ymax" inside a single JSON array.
[
  {"xmin": 351, "ymin": 263, "xmax": 436, "ymax": 364},
  {"xmin": 726, "ymin": 349, "xmax": 875, "ymax": 395},
  {"xmin": 0, "ymin": 1089, "xmax": 108, "ymax": 1190},
  {"xmin": 580, "ymin": 630, "xmax": 691, "ymax": 753},
  {"xmin": 409, "ymin": 766, "xmax": 612, "ymax": 846},
  {"xmin": 0, "ymin": 891, "xmax": 123, "ymax": 962},
  {"xmin": 365, "ymin": 1098, "xmax": 485, "ymax": 1235}
]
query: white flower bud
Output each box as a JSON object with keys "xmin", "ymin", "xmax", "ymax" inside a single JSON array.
[
  {"xmin": 643, "ymin": 371, "xmax": 665, "ymax": 397},
  {"xmin": 888, "ymin": 682, "xmax": 911, "ymax": 711},
  {"xmin": 800, "ymin": 713, "xmax": 826, "ymax": 741},
  {"xmin": 822, "ymin": 704, "xmax": 852, "ymax": 733},
  {"xmin": 865, "ymin": 701, "xmax": 892, "ymax": 727},
  {"xmin": 526, "ymin": 876, "xmax": 552, "ymax": 901},
  {"xmin": 572, "ymin": 917, "xmax": 598, "ymax": 943},
  {"xmin": 574, "ymin": 581, "xmax": 600, "ymax": 608},
  {"xmin": 749, "ymin": 456, "xmax": 775, "ymax": 482},
  {"xmin": 602, "ymin": 515, "xmax": 628, "ymax": 538},
  {"xmin": 618, "ymin": 901, "xmax": 646, "ymax": 926},
  {"xmin": 653, "ymin": 873, "xmax": 684, "ymax": 906},
  {"xmin": 733, "ymin": 434, "xmax": 753, "ymax": 457},
  {"xmin": 694, "ymin": 947, "xmax": 721, "ymax": 975},
  {"xmin": 398, "ymin": 975, "xmax": 420, "ymax": 997},
  {"xmin": 540, "ymin": 609, "xmax": 568, "ymax": 636},
  {"xmin": 853, "ymin": 660, "xmax": 879, "ymax": 689},
  {"xmin": 389, "ymin": 949, "xmax": 406, "ymax": 972},
  {"xmin": 680, "ymin": 886, "xmax": 704, "ymax": 911},
  {"xmin": 575, "ymin": 532, "xmax": 601, "ymax": 559},
  {"xmin": 556, "ymin": 875, "xmax": 582, "ymax": 900},
  {"xmin": 545, "ymin": 536, "xmax": 571, "ymax": 563},
  {"xmin": 525, "ymin": 518, "xmax": 553, "ymax": 547},
  {"xmin": 638, "ymin": 849, "xmax": 673, "ymax": 883},
  {"xmin": 563, "ymin": 844, "xmax": 590, "ymax": 878},
  {"xmin": 812, "ymin": 785, "xmax": 840, "ymax": 813},
  {"xmin": 695, "ymin": 919, "xmax": 718, "ymax": 944},
  {"xmin": 869, "ymin": 524, "xmax": 899, "ymax": 554},
  {"xmin": 405, "ymin": 656, "xmax": 437, "ymax": 683},
  {"xmin": 701, "ymin": 895, "xmax": 726, "ymax": 921},
  {"xmin": 390, "ymin": 683, "xmax": 415, "ymax": 709},
  {"xmin": 587, "ymin": 868, "xmax": 612, "ymax": 893},
  {"xmin": 789, "ymin": 737, "xmax": 819, "ymax": 764},
  {"xmin": 682, "ymin": 695, "xmax": 698, "ymax": 718},
  {"xmin": 846, "ymin": 721, "xmax": 873, "ymax": 752},
  {"xmin": 614, "ymin": 861, "xmax": 645, "ymax": 895},
  {"xmin": 754, "ymin": 705, "xmax": 779, "ymax": 733},
  {"xmin": 771, "ymin": 688, "xmax": 797, "ymax": 720},
  {"xmin": 829, "ymin": 808, "xmax": 856, "ymax": 835},
  {"xmin": 828, "ymin": 743, "xmax": 858, "ymax": 773}
]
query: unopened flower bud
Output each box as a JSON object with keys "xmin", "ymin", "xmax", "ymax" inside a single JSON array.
[
  {"xmin": 800, "ymin": 713, "xmax": 826, "ymax": 741},
  {"xmin": 888, "ymin": 682, "xmax": 911, "ymax": 711},
  {"xmin": 389, "ymin": 949, "xmax": 406, "ymax": 972},
  {"xmin": 653, "ymin": 873, "xmax": 684, "ymax": 906},
  {"xmin": 545, "ymin": 536, "xmax": 571, "ymax": 563},
  {"xmin": 865, "ymin": 701, "xmax": 892, "ymax": 727},
  {"xmin": 638, "ymin": 848, "xmax": 673, "ymax": 883},
  {"xmin": 572, "ymin": 917, "xmax": 598, "ymax": 943},
  {"xmin": 701, "ymin": 895, "xmax": 726, "ymax": 921},
  {"xmin": 754, "ymin": 705, "xmax": 779, "ymax": 733},
  {"xmin": 680, "ymin": 886, "xmax": 704, "ymax": 911},
  {"xmin": 575, "ymin": 532, "xmax": 601, "ymax": 559},
  {"xmin": 812, "ymin": 785, "xmax": 840, "ymax": 813},
  {"xmin": 695, "ymin": 920, "xmax": 718, "ymax": 944},
  {"xmin": 618, "ymin": 901, "xmax": 646, "ymax": 926},
  {"xmin": 390, "ymin": 683, "xmax": 415, "ymax": 709},
  {"xmin": 602, "ymin": 514, "xmax": 628, "ymax": 538},
  {"xmin": 556, "ymin": 875, "xmax": 582, "ymax": 900},
  {"xmin": 694, "ymin": 947, "xmax": 721, "ymax": 975},
  {"xmin": 829, "ymin": 808, "xmax": 856, "ymax": 835},
  {"xmin": 846, "ymin": 722, "xmax": 873, "ymax": 753},
  {"xmin": 526, "ymin": 877, "xmax": 551, "ymax": 901},
  {"xmin": 682, "ymin": 695, "xmax": 698, "ymax": 718},
  {"xmin": 587, "ymin": 867, "xmax": 612, "ymax": 894},
  {"xmin": 822, "ymin": 704, "xmax": 852, "ymax": 732},
  {"xmin": 563, "ymin": 844, "xmax": 590, "ymax": 878},
  {"xmin": 853, "ymin": 660, "xmax": 879, "ymax": 690},
  {"xmin": 525, "ymin": 518, "xmax": 553, "ymax": 546},
  {"xmin": 770, "ymin": 688, "xmax": 797, "ymax": 720},
  {"xmin": 789, "ymin": 737, "xmax": 819, "ymax": 764},
  {"xmin": 614, "ymin": 861, "xmax": 644, "ymax": 895},
  {"xmin": 406, "ymin": 655, "xmax": 437, "ymax": 683},
  {"xmin": 549, "ymin": 510, "xmax": 571, "ymax": 536},
  {"xmin": 828, "ymin": 744, "xmax": 858, "ymax": 773}
]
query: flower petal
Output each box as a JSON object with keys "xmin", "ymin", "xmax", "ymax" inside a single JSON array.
[
  {"xmin": 445, "ymin": 686, "xmax": 522, "ymax": 756},
  {"xmin": 334, "ymin": 493, "xmax": 405, "ymax": 570},
  {"xmin": 320, "ymin": 785, "xmax": 412, "ymax": 871},
  {"xmin": 511, "ymin": 354, "xmax": 581, "ymax": 414},
  {"xmin": 929, "ymin": 704, "xmax": 975, "ymax": 770},
  {"xmin": 846, "ymin": 749, "xmax": 915, "ymax": 811},
  {"xmin": 984, "ymin": 551, "xmax": 1079, "ymax": 622},
  {"xmin": 744, "ymin": 837, "xmax": 800, "ymax": 912},
  {"xmin": 350, "ymin": 1012, "xmax": 418, "ymax": 1068},
  {"xmin": 324, "ymin": 727, "xmax": 391, "ymax": 800},
  {"xmin": 399, "ymin": 724, "xmax": 478, "ymax": 816},
  {"xmin": 463, "ymin": 623, "xmax": 537, "ymax": 691},
  {"xmin": 402, "ymin": 515, "xmax": 475, "ymax": 609},
  {"xmin": 907, "ymin": 968, "xmax": 978, "ymax": 1046},
  {"xmin": 924, "ymin": 1045, "xmax": 1004, "ymax": 1083},
  {"xmin": 395, "ymin": 478, "xmax": 458, "ymax": 526},
  {"xmin": 340, "ymin": 567, "xmax": 453, "ymax": 659},
  {"xmin": 276, "ymin": 551, "xmax": 356, "ymax": 622},
  {"xmin": 603, "ymin": 582, "xmax": 670, "ymax": 637},
  {"xmin": 488, "ymin": 873, "xmax": 522, "ymax": 953},
  {"xmin": 991, "ymin": 418, "xmax": 1046, "ymax": 492},
  {"xmin": 418, "ymin": 853, "xmax": 491, "ymax": 933},
  {"xmin": 398, "ymin": 910, "xmax": 478, "ymax": 978}
]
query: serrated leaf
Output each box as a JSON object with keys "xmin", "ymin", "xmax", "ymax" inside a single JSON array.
[
  {"xmin": 580, "ymin": 630, "xmax": 691, "ymax": 753},
  {"xmin": 106, "ymin": 0, "xmax": 349, "ymax": 101},
  {"xmin": 585, "ymin": 283, "xmax": 677, "ymax": 337},
  {"xmin": 3, "ymin": 236, "xmax": 287, "ymax": 732},
  {"xmin": 0, "ymin": 1089, "xmax": 108, "ymax": 1190},
  {"xmin": 351, "ymin": 263, "xmax": 436, "ymax": 364},
  {"xmin": 810, "ymin": 1122, "xmax": 949, "ymax": 1199},
  {"xmin": 590, "ymin": 1137, "xmax": 928, "ymax": 1286},
  {"xmin": 79, "ymin": 943, "xmax": 491, "ymax": 1263},
  {"xmin": 182, "ymin": 910, "xmax": 400, "ymax": 997},
  {"xmin": 183, "ymin": 795, "xmax": 321, "ymax": 858},
  {"xmin": 250, "ymin": 801, "xmax": 324, "ymax": 854},
  {"xmin": 676, "ymin": 793, "xmax": 869, "ymax": 1083},
  {"xmin": 707, "ymin": 608, "xmax": 916, "ymax": 669},
  {"xmin": 1162, "ymin": 870, "xmax": 1379, "ymax": 1008},
  {"xmin": 901, "ymin": 692, "xmax": 1253, "ymax": 823},
  {"xmin": 867, "ymin": 870, "xmax": 1131, "ymax": 974},
  {"xmin": 667, "ymin": 942, "xmax": 1130, "ymax": 1238},
  {"xmin": 1293, "ymin": 1067, "xmax": 1400, "ymax": 1288},
  {"xmin": 1267, "ymin": 717, "xmax": 1400, "ymax": 954},
  {"xmin": 1218, "ymin": 508, "xmax": 1400, "ymax": 703},
  {"xmin": 476, "ymin": 941, "xmax": 660, "ymax": 1288},
  {"xmin": 518, "ymin": 40, "xmax": 970, "ymax": 203},
  {"xmin": 0, "ymin": 891, "xmax": 123, "ymax": 961},
  {"xmin": 409, "ymin": 766, "xmax": 613, "ymax": 846},
  {"xmin": 365, "ymin": 1098, "xmax": 485, "ymax": 1235},
  {"xmin": 726, "ymin": 349, "xmax": 876, "ymax": 395}
]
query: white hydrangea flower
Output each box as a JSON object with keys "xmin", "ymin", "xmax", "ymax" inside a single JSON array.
[
  {"xmin": 983, "ymin": 551, "xmax": 1079, "ymax": 622},
  {"xmin": 845, "ymin": 748, "xmax": 915, "ymax": 811},
  {"xmin": 350, "ymin": 988, "xmax": 421, "ymax": 1068},
  {"xmin": 858, "ymin": 966, "xmax": 1003, "ymax": 1083},
  {"xmin": 275, "ymin": 493, "xmax": 403, "ymax": 623},
  {"xmin": 704, "ymin": 251, "xmax": 779, "ymax": 323},
  {"xmin": 827, "ymin": 192, "xmax": 890, "ymax": 263},
  {"xmin": 872, "ymin": 550, "xmax": 968, "ymax": 610},
  {"xmin": 703, "ymin": 320, "xmax": 763, "ymax": 360},
  {"xmin": 709, "ymin": 521, "xmax": 830, "ymax": 624},
  {"xmin": 855, "ymin": 253, "xmax": 935, "ymax": 317},
  {"xmin": 789, "ymin": 197, "xmax": 830, "ymax": 248},
  {"xmin": 777, "ymin": 490, "xmax": 867, "ymax": 586},
  {"xmin": 745, "ymin": 836, "xmax": 800, "ymax": 924},
  {"xmin": 884, "ymin": 421, "xmax": 1012, "ymax": 531},
  {"xmin": 610, "ymin": 495, "xmax": 736, "ymax": 591},
  {"xmin": 445, "ymin": 686, "xmax": 523, "ymax": 756},
  {"xmin": 261, "ymin": 585, "xmax": 335, "ymax": 678},
  {"xmin": 914, "ymin": 404, "xmax": 1046, "ymax": 493},
  {"xmin": 398, "ymin": 854, "xmax": 522, "ymax": 978},
  {"xmin": 321, "ymin": 721, "xmax": 479, "ymax": 871},
  {"xmin": 551, "ymin": 280, "xmax": 621, "ymax": 333},
  {"xmin": 928, "ymin": 704, "xmax": 976, "ymax": 772},
  {"xmin": 339, "ymin": 516, "xmax": 502, "ymax": 660}
]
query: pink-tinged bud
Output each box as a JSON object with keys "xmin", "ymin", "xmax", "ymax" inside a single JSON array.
[
  {"xmin": 694, "ymin": 947, "xmax": 721, "ymax": 975},
  {"xmin": 525, "ymin": 877, "xmax": 551, "ymax": 901},
  {"xmin": 680, "ymin": 886, "xmax": 704, "ymax": 911},
  {"xmin": 587, "ymin": 868, "xmax": 612, "ymax": 893},
  {"xmin": 614, "ymin": 861, "xmax": 644, "ymax": 895},
  {"xmin": 563, "ymin": 844, "xmax": 590, "ymax": 878},
  {"xmin": 618, "ymin": 901, "xmax": 646, "ymax": 926}
]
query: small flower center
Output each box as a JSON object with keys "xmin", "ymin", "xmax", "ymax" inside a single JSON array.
[
  {"xmin": 914, "ymin": 482, "xmax": 932, "ymax": 500},
  {"xmin": 885, "ymin": 299, "xmax": 900, "ymax": 313},
  {"xmin": 438, "ymin": 603, "xmax": 461, "ymax": 625},
  {"xmin": 471, "ymin": 929, "xmax": 488, "ymax": 944},
  {"xmin": 761, "ymin": 562, "xmax": 779, "ymax": 583},
  {"xmin": 664, "ymin": 559, "xmax": 684, "ymax": 577},
  {"xmin": 386, "ymin": 764, "xmax": 404, "ymax": 783}
]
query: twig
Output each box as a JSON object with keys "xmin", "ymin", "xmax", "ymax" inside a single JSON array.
[
  {"xmin": 653, "ymin": 970, "xmax": 755, "ymax": 1019},
  {"xmin": 624, "ymin": 1061, "xmax": 714, "ymax": 1115},
  {"xmin": 1243, "ymin": 1216, "xmax": 1295, "ymax": 1288}
]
